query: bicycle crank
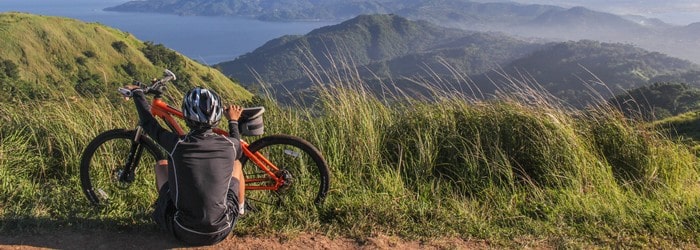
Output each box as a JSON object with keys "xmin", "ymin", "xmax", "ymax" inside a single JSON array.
[{"xmin": 274, "ymin": 169, "xmax": 293, "ymax": 193}]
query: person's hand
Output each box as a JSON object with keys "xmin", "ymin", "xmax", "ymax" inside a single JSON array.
[
  {"xmin": 119, "ymin": 85, "xmax": 141, "ymax": 100},
  {"xmin": 123, "ymin": 85, "xmax": 140, "ymax": 90},
  {"xmin": 225, "ymin": 105, "xmax": 243, "ymax": 121}
]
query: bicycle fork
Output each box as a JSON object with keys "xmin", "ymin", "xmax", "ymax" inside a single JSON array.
[{"xmin": 116, "ymin": 126, "xmax": 146, "ymax": 185}]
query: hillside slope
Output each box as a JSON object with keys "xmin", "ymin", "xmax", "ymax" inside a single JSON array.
[
  {"xmin": 218, "ymin": 14, "xmax": 477, "ymax": 85},
  {"xmin": 216, "ymin": 14, "xmax": 698, "ymax": 105},
  {"xmin": 493, "ymin": 40, "xmax": 699, "ymax": 106},
  {"xmin": 216, "ymin": 14, "xmax": 540, "ymax": 100},
  {"xmin": 0, "ymin": 12, "xmax": 251, "ymax": 102}
]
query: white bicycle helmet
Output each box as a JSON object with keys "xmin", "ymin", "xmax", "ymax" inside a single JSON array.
[{"xmin": 182, "ymin": 87, "xmax": 223, "ymax": 129}]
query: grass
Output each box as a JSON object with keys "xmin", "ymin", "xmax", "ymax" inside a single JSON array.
[
  {"xmin": 0, "ymin": 12, "xmax": 251, "ymax": 102},
  {"xmin": 654, "ymin": 110, "xmax": 700, "ymax": 152},
  {"xmin": 2, "ymin": 71, "xmax": 700, "ymax": 248}
]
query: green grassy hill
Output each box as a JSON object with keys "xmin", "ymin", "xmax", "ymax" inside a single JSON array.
[
  {"xmin": 217, "ymin": 14, "xmax": 482, "ymax": 86},
  {"xmin": 0, "ymin": 12, "xmax": 252, "ymax": 233},
  {"xmin": 1, "ymin": 12, "xmax": 700, "ymax": 248},
  {"xmin": 0, "ymin": 12, "xmax": 251, "ymax": 101}
]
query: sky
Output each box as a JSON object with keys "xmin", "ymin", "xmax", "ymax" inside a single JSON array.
[{"xmin": 478, "ymin": 0, "xmax": 700, "ymax": 25}]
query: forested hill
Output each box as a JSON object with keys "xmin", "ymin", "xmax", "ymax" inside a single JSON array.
[
  {"xmin": 215, "ymin": 14, "xmax": 699, "ymax": 105},
  {"xmin": 0, "ymin": 12, "xmax": 251, "ymax": 102},
  {"xmin": 216, "ymin": 14, "xmax": 540, "ymax": 94},
  {"xmin": 610, "ymin": 82, "xmax": 700, "ymax": 121},
  {"xmin": 493, "ymin": 40, "xmax": 699, "ymax": 106}
]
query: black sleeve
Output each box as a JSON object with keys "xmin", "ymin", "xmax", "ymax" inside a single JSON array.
[
  {"xmin": 228, "ymin": 120, "xmax": 243, "ymax": 159},
  {"xmin": 228, "ymin": 120, "xmax": 241, "ymax": 140},
  {"xmin": 132, "ymin": 90, "xmax": 179, "ymax": 151}
]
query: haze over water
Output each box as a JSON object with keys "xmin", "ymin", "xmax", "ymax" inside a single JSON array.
[
  {"xmin": 0, "ymin": 0, "xmax": 335, "ymax": 64},
  {"xmin": 499, "ymin": 0, "xmax": 700, "ymax": 25}
]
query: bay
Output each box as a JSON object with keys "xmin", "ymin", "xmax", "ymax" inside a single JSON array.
[{"xmin": 0, "ymin": 0, "xmax": 336, "ymax": 64}]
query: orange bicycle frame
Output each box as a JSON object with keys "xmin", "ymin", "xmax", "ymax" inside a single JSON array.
[{"xmin": 148, "ymin": 97, "xmax": 284, "ymax": 191}]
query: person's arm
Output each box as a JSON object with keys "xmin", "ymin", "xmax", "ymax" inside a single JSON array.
[
  {"xmin": 129, "ymin": 87, "xmax": 179, "ymax": 151},
  {"xmin": 228, "ymin": 120, "xmax": 241, "ymax": 140},
  {"xmin": 225, "ymin": 105, "xmax": 243, "ymax": 159},
  {"xmin": 225, "ymin": 105, "xmax": 243, "ymax": 139}
]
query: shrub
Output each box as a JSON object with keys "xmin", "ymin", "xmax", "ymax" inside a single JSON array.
[
  {"xmin": 111, "ymin": 41, "xmax": 128, "ymax": 53},
  {"xmin": 82, "ymin": 50, "xmax": 96, "ymax": 58}
]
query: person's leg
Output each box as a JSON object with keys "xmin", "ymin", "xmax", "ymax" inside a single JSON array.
[
  {"xmin": 155, "ymin": 159, "xmax": 168, "ymax": 191},
  {"xmin": 152, "ymin": 181, "xmax": 175, "ymax": 234},
  {"xmin": 232, "ymin": 160, "xmax": 245, "ymax": 214}
]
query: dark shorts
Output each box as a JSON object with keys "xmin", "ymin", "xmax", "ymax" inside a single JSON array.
[{"xmin": 152, "ymin": 178, "xmax": 240, "ymax": 246}]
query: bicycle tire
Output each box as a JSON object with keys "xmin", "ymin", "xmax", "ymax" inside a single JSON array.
[
  {"xmin": 240, "ymin": 134, "xmax": 330, "ymax": 208},
  {"xmin": 80, "ymin": 129, "xmax": 163, "ymax": 207}
]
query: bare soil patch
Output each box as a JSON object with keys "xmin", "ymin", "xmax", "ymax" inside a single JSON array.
[{"xmin": 0, "ymin": 230, "xmax": 489, "ymax": 249}]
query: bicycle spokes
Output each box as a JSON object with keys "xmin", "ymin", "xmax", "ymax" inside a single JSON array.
[
  {"xmin": 243, "ymin": 138, "xmax": 328, "ymax": 209},
  {"xmin": 81, "ymin": 130, "xmax": 157, "ymax": 207}
]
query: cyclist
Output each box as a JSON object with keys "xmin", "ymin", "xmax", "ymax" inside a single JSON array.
[{"xmin": 127, "ymin": 85, "xmax": 245, "ymax": 246}]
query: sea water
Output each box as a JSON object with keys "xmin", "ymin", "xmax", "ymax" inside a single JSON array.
[{"xmin": 0, "ymin": 0, "xmax": 335, "ymax": 64}]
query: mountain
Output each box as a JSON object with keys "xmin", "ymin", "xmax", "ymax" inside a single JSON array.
[
  {"xmin": 105, "ymin": 0, "xmax": 395, "ymax": 20},
  {"xmin": 216, "ymin": 14, "xmax": 699, "ymax": 105},
  {"xmin": 666, "ymin": 22, "xmax": 700, "ymax": 40},
  {"xmin": 0, "ymin": 12, "xmax": 251, "ymax": 102},
  {"xmin": 622, "ymin": 15, "xmax": 673, "ymax": 30},
  {"xmin": 515, "ymin": 7, "xmax": 651, "ymax": 40},
  {"xmin": 359, "ymin": 32, "xmax": 542, "ymax": 79},
  {"xmin": 393, "ymin": 0, "xmax": 562, "ymax": 29},
  {"xmin": 492, "ymin": 40, "xmax": 699, "ymax": 106},
  {"xmin": 106, "ymin": 0, "xmax": 700, "ymax": 64},
  {"xmin": 215, "ymin": 14, "xmax": 541, "ymax": 99},
  {"xmin": 106, "ymin": 0, "xmax": 563, "ymax": 23}
]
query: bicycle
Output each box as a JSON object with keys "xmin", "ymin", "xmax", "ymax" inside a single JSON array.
[{"xmin": 79, "ymin": 69, "xmax": 330, "ymax": 210}]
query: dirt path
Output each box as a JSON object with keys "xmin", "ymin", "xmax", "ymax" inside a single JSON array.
[{"xmin": 0, "ymin": 230, "xmax": 487, "ymax": 249}]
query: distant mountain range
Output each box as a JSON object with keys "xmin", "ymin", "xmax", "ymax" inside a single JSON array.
[
  {"xmin": 105, "ymin": 0, "xmax": 564, "ymax": 23},
  {"xmin": 217, "ymin": 14, "xmax": 540, "ymax": 88},
  {"xmin": 106, "ymin": 0, "xmax": 700, "ymax": 64},
  {"xmin": 495, "ymin": 40, "xmax": 698, "ymax": 106},
  {"xmin": 215, "ymin": 14, "xmax": 700, "ymax": 106}
]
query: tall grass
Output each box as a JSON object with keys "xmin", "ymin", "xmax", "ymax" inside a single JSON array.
[
  {"xmin": 1, "ymin": 67, "xmax": 699, "ymax": 247},
  {"xmin": 237, "ymin": 62, "xmax": 700, "ymax": 246}
]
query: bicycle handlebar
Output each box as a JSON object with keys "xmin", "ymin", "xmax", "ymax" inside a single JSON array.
[{"xmin": 118, "ymin": 69, "xmax": 177, "ymax": 97}]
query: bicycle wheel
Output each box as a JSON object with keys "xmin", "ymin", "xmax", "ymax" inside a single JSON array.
[
  {"xmin": 240, "ymin": 134, "xmax": 330, "ymax": 208},
  {"xmin": 80, "ymin": 129, "xmax": 163, "ymax": 208}
]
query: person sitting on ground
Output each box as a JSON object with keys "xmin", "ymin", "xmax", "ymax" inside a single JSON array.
[{"xmin": 127, "ymin": 85, "xmax": 245, "ymax": 246}]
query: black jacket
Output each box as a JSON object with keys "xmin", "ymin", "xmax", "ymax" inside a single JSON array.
[{"xmin": 133, "ymin": 90, "xmax": 242, "ymax": 234}]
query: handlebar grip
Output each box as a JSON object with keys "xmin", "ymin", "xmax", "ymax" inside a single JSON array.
[
  {"xmin": 118, "ymin": 87, "xmax": 133, "ymax": 97},
  {"xmin": 118, "ymin": 69, "xmax": 174, "ymax": 97},
  {"xmin": 161, "ymin": 75, "xmax": 174, "ymax": 83},
  {"xmin": 164, "ymin": 69, "xmax": 177, "ymax": 81}
]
